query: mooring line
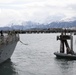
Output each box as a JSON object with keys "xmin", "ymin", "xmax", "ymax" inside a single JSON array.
[{"xmin": 19, "ymin": 40, "xmax": 28, "ymax": 45}]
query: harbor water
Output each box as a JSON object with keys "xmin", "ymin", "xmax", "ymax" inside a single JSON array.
[{"xmin": 0, "ymin": 33, "xmax": 76, "ymax": 75}]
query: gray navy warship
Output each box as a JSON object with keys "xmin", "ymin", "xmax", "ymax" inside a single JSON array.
[{"xmin": 0, "ymin": 31, "xmax": 19, "ymax": 64}]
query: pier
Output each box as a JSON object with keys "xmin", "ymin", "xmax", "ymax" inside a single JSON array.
[{"xmin": 3, "ymin": 28, "xmax": 76, "ymax": 34}]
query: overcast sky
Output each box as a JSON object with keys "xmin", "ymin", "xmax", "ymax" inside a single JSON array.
[{"xmin": 0, "ymin": 0, "xmax": 76, "ymax": 26}]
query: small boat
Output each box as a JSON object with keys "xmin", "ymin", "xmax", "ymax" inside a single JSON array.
[
  {"xmin": 54, "ymin": 29, "xmax": 76, "ymax": 60},
  {"xmin": 54, "ymin": 52, "xmax": 76, "ymax": 60}
]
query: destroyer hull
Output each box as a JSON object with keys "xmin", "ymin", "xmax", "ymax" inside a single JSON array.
[
  {"xmin": 54, "ymin": 52, "xmax": 76, "ymax": 60},
  {"xmin": 0, "ymin": 41, "xmax": 18, "ymax": 64}
]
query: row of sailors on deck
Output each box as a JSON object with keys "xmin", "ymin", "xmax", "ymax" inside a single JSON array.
[{"xmin": 0, "ymin": 30, "xmax": 17, "ymax": 36}]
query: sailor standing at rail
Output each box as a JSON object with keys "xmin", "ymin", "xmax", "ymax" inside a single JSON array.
[
  {"xmin": 0, "ymin": 30, "xmax": 3, "ymax": 36},
  {"xmin": 0, "ymin": 30, "xmax": 4, "ymax": 44}
]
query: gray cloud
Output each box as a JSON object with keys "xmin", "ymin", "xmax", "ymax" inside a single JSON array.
[{"xmin": 67, "ymin": 4, "xmax": 76, "ymax": 11}]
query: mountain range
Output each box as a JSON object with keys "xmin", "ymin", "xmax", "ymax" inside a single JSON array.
[{"xmin": 0, "ymin": 20, "xmax": 76, "ymax": 31}]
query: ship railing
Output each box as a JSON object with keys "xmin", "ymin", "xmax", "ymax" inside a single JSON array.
[{"xmin": 0, "ymin": 33, "xmax": 19, "ymax": 45}]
